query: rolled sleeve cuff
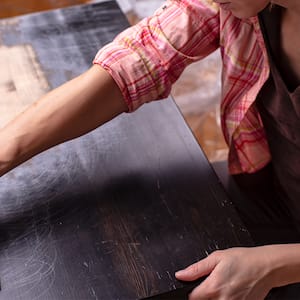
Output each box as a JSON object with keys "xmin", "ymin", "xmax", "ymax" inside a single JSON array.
[{"xmin": 93, "ymin": 40, "xmax": 171, "ymax": 112}]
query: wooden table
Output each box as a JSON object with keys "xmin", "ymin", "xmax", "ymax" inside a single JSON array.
[{"xmin": 0, "ymin": 1, "xmax": 296, "ymax": 299}]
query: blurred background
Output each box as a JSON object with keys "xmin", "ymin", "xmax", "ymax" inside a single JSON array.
[{"xmin": 0, "ymin": 0, "xmax": 228, "ymax": 163}]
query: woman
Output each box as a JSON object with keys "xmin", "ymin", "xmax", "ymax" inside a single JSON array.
[
  {"xmin": 175, "ymin": 1, "xmax": 300, "ymax": 299},
  {"xmin": 0, "ymin": 0, "xmax": 299, "ymax": 299}
]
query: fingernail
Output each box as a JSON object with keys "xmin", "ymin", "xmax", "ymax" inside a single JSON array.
[{"xmin": 175, "ymin": 270, "xmax": 184, "ymax": 276}]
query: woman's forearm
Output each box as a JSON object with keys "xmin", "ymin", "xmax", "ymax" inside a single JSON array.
[
  {"xmin": 0, "ymin": 65, "xmax": 127, "ymax": 176},
  {"xmin": 268, "ymin": 243, "xmax": 300, "ymax": 288}
]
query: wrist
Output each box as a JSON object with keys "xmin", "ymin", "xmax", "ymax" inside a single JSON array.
[
  {"xmin": 264, "ymin": 244, "xmax": 300, "ymax": 288},
  {"xmin": 0, "ymin": 131, "xmax": 23, "ymax": 176}
]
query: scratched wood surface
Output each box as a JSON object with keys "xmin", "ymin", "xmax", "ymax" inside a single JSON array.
[{"xmin": 0, "ymin": 1, "xmax": 258, "ymax": 299}]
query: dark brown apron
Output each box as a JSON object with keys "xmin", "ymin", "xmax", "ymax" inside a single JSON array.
[
  {"xmin": 256, "ymin": 6, "xmax": 300, "ymax": 226},
  {"xmin": 220, "ymin": 6, "xmax": 300, "ymax": 246}
]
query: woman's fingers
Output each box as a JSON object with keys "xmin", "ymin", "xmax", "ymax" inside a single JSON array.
[{"xmin": 175, "ymin": 252, "xmax": 220, "ymax": 281}]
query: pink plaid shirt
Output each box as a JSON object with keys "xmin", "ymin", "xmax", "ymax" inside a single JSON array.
[{"xmin": 93, "ymin": 0, "xmax": 271, "ymax": 174}]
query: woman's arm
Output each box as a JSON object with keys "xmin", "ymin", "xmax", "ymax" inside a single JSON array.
[
  {"xmin": 176, "ymin": 244, "xmax": 300, "ymax": 300},
  {"xmin": 268, "ymin": 244, "xmax": 300, "ymax": 287},
  {"xmin": 0, "ymin": 65, "xmax": 127, "ymax": 176}
]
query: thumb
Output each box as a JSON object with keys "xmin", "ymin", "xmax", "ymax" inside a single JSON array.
[{"xmin": 175, "ymin": 254, "xmax": 219, "ymax": 281}]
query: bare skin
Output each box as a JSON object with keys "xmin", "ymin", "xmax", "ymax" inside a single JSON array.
[
  {"xmin": 176, "ymin": 245, "xmax": 300, "ymax": 300},
  {"xmin": 280, "ymin": 7, "xmax": 300, "ymax": 88},
  {"xmin": 0, "ymin": 65, "xmax": 127, "ymax": 176}
]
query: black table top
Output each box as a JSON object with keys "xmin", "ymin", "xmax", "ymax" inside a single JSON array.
[{"xmin": 0, "ymin": 1, "xmax": 255, "ymax": 299}]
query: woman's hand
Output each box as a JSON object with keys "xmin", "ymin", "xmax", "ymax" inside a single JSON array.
[{"xmin": 175, "ymin": 246, "xmax": 276, "ymax": 300}]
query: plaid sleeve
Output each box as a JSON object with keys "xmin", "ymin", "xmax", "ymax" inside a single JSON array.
[{"xmin": 93, "ymin": 0, "xmax": 220, "ymax": 112}]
